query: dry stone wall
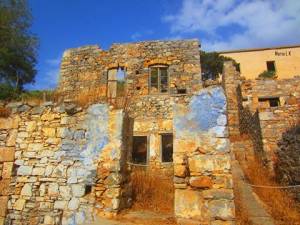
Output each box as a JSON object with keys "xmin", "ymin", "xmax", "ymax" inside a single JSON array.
[
  {"xmin": 57, "ymin": 39, "xmax": 202, "ymax": 102},
  {"xmin": 0, "ymin": 103, "xmax": 129, "ymax": 225},
  {"xmin": 173, "ymin": 87, "xmax": 235, "ymax": 225},
  {"xmin": 223, "ymin": 61, "xmax": 300, "ymax": 174}
]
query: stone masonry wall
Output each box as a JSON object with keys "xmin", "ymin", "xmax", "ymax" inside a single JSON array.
[
  {"xmin": 173, "ymin": 87, "xmax": 235, "ymax": 225},
  {"xmin": 0, "ymin": 115, "xmax": 19, "ymax": 225},
  {"xmin": 57, "ymin": 39, "xmax": 201, "ymax": 102},
  {"xmin": 241, "ymin": 77, "xmax": 300, "ymax": 109},
  {"xmin": 259, "ymin": 104, "xmax": 300, "ymax": 171},
  {"xmin": 0, "ymin": 102, "xmax": 129, "ymax": 225},
  {"xmin": 224, "ymin": 61, "xmax": 300, "ymax": 173}
]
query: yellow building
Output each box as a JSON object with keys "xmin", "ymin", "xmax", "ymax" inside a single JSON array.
[{"xmin": 219, "ymin": 44, "xmax": 300, "ymax": 79}]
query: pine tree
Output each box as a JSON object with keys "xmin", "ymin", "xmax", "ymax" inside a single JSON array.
[{"xmin": 0, "ymin": 0, "xmax": 38, "ymax": 90}]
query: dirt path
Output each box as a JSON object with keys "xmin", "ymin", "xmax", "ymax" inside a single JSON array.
[{"xmin": 87, "ymin": 210, "xmax": 177, "ymax": 225}]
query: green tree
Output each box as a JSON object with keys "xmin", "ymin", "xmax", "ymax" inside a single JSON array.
[
  {"xmin": 0, "ymin": 0, "xmax": 38, "ymax": 91},
  {"xmin": 200, "ymin": 51, "xmax": 238, "ymax": 80}
]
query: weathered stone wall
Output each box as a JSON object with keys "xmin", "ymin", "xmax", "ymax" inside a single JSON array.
[
  {"xmin": 259, "ymin": 105, "xmax": 300, "ymax": 170},
  {"xmin": 241, "ymin": 77, "xmax": 300, "ymax": 110},
  {"xmin": 173, "ymin": 87, "xmax": 235, "ymax": 224},
  {"xmin": 276, "ymin": 125, "xmax": 300, "ymax": 190},
  {"xmin": 0, "ymin": 103, "xmax": 129, "ymax": 225},
  {"xmin": 57, "ymin": 39, "xmax": 202, "ymax": 102},
  {"xmin": 222, "ymin": 61, "xmax": 240, "ymax": 137},
  {"xmin": 223, "ymin": 61, "xmax": 300, "ymax": 173},
  {"xmin": 0, "ymin": 115, "xmax": 19, "ymax": 225},
  {"xmin": 57, "ymin": 39, "xmax": 202, "ymax": 173}
]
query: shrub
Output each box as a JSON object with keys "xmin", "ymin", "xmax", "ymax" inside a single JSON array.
[
  {"xmin": 258, "ymin": 70, "xmax": 276, "ymax": 79},
  {"xmin": 0, "ymin": 83, "xmax": 19, "ymax": 100}
]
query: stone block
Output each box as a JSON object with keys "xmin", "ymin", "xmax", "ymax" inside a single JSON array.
[
  {"xmin": 174, "ymin": 165, "xmax": 187, "ymax": 177},
  {"xmin": 2, "ymin": 162, "xmax": 14, "ymax": 178},
  {"xmin": 52, "ymin": 164, "xmax": 67, "ymax": 178},
  {"xmin": 0, "ymin": 196, "xmax": 8, "ymax": 217},
  {"xmin": 28, "ymin": 143, "xmax": 43, "ymax": 151},
  {"xmin": 44, "ymin": 215, "xmax": 54, "ymax": 225},
  {"xmin": 105, "ymin": 173, "xmax": 122, "ymax": 186},
  {"xmin": 71, "ymin": 184, "xmax": 85, "ymax": 197},
  {"xmin": 175, "ymin": 189, "xmax": 209, "ymax": 220},
  {"xmin": 54, "ymin": 201, "xmax": 67, "ymax": 209},
  {"xmin": 17, "ymin": 165, "xmax": 33, "ymax": 176},
  {"xmin": 32, "ymin": 167, "xmax": 45, "ymax": 176},
  {"xmin": 41, "ymin": 113, "xmax": 55, "ymax": 121},
  {"xmin": 189, "ymin": 155, "xmax": 231, "ymax": 174},
  {"xmin": 0, "ymin": 180, "xmax": 10, "ymax": 195},
  {"xmin": 0, "ymin": 217, "xmax": 4, "ymax": 225},
  {"xmin": 202, "ymin": 189, "xmax": 234, "ymax": 200},
  {"xmin": 18, "ymin": 132, "xmax": 29, "ymax": 138},
  {"xmin": 189, "ymin": 176, "xmax": 213, "ymax": 188},
  {"xmin": 259, "ymin": 112, "xmax": 274, "ymax": 121},
  {"xmin": 0, "ymin": 116, "xmax": 19, "ymax": 129},
  {"xmin": 0, "ymin": 147, "xmax": 15, "ymax": 162},
  {"xmin": 48, "ymin": 183, "xmax": 59, "ymax": 196},
  {"xmin": 104, "ymin": 188, "xmax": 121, "ymax": 198},
  {"xmin": 21, "ymin": 183, "xmax": 32, "ymax": 196},
  {"xmin": 14, "ymin": 199, "xmax": 26, "ymax": 211},
  {"xmin": 59, "ymin": 186, "xmax": 71, "ymax": 199},
  {"xmin": 209, "ymin": 200, "xmax": 235, "ymax": 220},
  {"xmin": 6, "ymin": 129, "xmax": 17, "ymax": 147},
  {"xmin": 68, "ymin": 197, "xmax": 80, "ymax": 210},
  {"xmin": 26, "ymin": 121, "xmax": 37, "ymax": 132},
  {"xmin": 42, "ymin": 127, "xmax": 56, "ymax": 137}
]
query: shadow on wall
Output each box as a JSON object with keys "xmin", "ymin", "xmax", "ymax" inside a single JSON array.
[{"xmin": 276, "ymin": 124, "xmax": 300, "ymax": 191}]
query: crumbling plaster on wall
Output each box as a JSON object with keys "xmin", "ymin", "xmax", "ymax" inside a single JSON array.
[
  {"xmin": 173, "ymin": 86, "xmax": 235, "ymax": 225},
  {"xmin": 0, "ymin": 103, "xmax": 129, "ymax": 225}
]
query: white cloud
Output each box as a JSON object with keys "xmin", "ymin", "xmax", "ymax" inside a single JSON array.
[
  {"xmin": 130, "ymin": 30, "xmax": 154, "ymax": 41},
  {"xmin": 45, "ymin": 56, "xmax": 61, "ymax": 67},
  {"xmin": 164, "ymin": 0, "xmax": 300, "ymax": 51}
]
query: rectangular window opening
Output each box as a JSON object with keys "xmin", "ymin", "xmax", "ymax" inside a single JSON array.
[
  {"xmin": 149, "ymin": 66, "xmax": 169, "ymax": 94},
  {"xmin": 161, "ymin": 134, "xmax": 173, "ymax": 163},
  {"xmin": 258, "ymin": 97, "xmax": 280, "ymax": 107},
  {"xmin": 266, "ymin": 61, "xmax": 276, "ymax": 72},
  {"xmin": 236, "ymin": 63, "xmax": 241, "ymax": 72},
  {"xmin": 132, "ymin": 136, "xmax": 147, "ymax": 164}
]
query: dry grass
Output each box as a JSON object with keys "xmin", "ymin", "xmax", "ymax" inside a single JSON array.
[
  {"xmin": 0, "ymin": 107, "xmax": 11, "ymax": 118},
  {"xmin": 130, "ymin": 167, "xmax": 174, "ymax": 213},
  {"xmin": 73, "ymin": 88, "xmax": 106, "ymax": 108},
  {"xmin": 242, "ymin": 157, "xmax": 300, "ymax": 225}
]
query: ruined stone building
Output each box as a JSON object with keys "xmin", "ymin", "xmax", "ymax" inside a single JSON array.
[{"xmin": 0, "ymin": 39, "xmax": 299, "ymax": 225}]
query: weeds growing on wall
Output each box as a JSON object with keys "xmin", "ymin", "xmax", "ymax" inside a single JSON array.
[
  {"xmin": 243, "ymin": 157, "xmax": 300, "ymax": 224},
  {"xmin": 130, "ymin": 167, "xmax": 174, "ymax": 213}
]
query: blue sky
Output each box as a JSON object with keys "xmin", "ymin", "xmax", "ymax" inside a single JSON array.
[{"xmin": 26, "ymin": 0, "xmax": 300, "ymax": 90}]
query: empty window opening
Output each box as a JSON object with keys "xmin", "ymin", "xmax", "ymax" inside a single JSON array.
[
  {"xmin": 258, "ymin": 97, "xmax": 280, "ymax": 107},
  {"xmin": 132, "ymin": 136, "xmax": 148, "ymax": 164},
  {"xmin": 177, "ymin": 88, "xmax": 187, "ymax": 94},
  {"xmin": 236, "ymin": 63, "xmax": 241, "ymax": 72},
  {"xmin": 150, "ymin": 66, "xmax": 168, "ymax": 94},
  {"xmin": 116, "ymin": 67, "xmax": 126, "ymax": 97},
  {"xmin": 266, "ymin": 61, "xmax": 276, "ymax": 72},
  {"xmin": 161, "ymin": 134, "xmax": 173, "ymax": 163},
  {"xmin": 107, "ymin": 67, "xmax": 126, "ymax": 99},
  {"xmin": 85, "ymin": 185, "xmax": 92, "ymax": 195}
]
